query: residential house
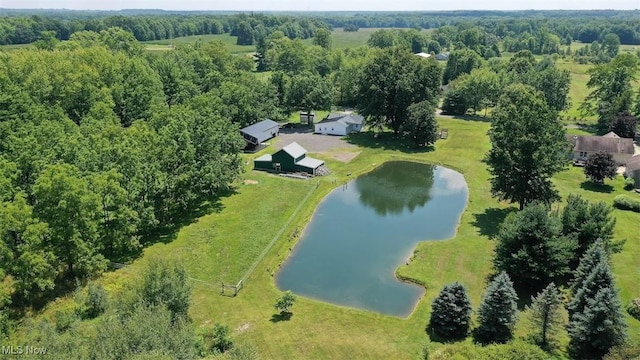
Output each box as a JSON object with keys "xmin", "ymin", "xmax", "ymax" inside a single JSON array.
[
  {"xmin": 625, "ymin": 155, "xmax": 640, "ymax": 188},
  {"xmin": 314, "ymin": 113, "xmax": 364, "ymax": 136},
  {"xmin": 435, "ymin": 53, "xmax": 449, "ymax": 61},
  {"xmin": 567, "ymin": 132, "xmax": 634, "ymax": 165},
  {"xmin": 254, "ymin": 142, "xmax": 324, "ymax": 175},
  {"xmin": 240, "ymin": 119, "xmax": 279, "ymax": 148}
]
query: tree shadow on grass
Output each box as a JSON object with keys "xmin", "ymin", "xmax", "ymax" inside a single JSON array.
[
  {"xmin": 346, "ymin": 131, "xmax": 435, "ymax": 153},
  {"xmin": 446, "ymin": 113, "xmax": 492, "ymax": 123},
  {"xmin": 270, "ymin": 312, "xmax": 293, "ymax": 323},
  {"xmin": 425, "ymin": 325, "xmax": 468, "ymax": 344},
  {"xmin": 580, "ymin": 181, "xmax": 614, "ymax": 194},
  {"xmin": 471, "ymin": 207, "xmax": 518, "ymax": 239}
]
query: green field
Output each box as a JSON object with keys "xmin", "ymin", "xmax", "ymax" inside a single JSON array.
[
  {"xmin": 38, "ymin": 117, "xmax": 640, "ymax": 359},
  {"xmin": 142, "ymin": 33, "xmax": 257, "ymax": 54}
]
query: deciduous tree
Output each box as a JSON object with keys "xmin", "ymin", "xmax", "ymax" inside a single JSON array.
[
  {"xmin": 485, "ymin": 84, "xmax": 567, "ymax": 210},
  {"xmin": 403, "ymin": 100, "xmax": 438, "ymax": 147},
  {"xmin": 527, "ymin": 283, "xmax": 565, "ymax": 349},
  {"xmin": 584, "ymin": 151, "xmax": 617, "ymax": 184}
]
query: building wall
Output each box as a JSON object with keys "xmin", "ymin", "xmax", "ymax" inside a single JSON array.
[
  {"xmin": 314, "ymin": 122, "xmax": 348, "ymax": 136},
  {"xmin": 572, "ymin": 151, "xmax": 632, "ymax": 165},
  {"xmin": 254, "ymin": 160, "xmax": 273, "ymax": 171},
  {"xmin": 272, "ymin": 151, "xmax": 297, "ymax": 172}
]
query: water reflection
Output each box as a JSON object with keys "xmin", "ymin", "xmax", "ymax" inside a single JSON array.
[{"xmin": 355, "ymin": 161, "xmax": 435, "ymax": 215}]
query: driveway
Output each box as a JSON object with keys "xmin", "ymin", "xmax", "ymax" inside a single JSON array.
[{"xmin": 274, "ymin": 127, "xmax": 359, "ymax": 162}]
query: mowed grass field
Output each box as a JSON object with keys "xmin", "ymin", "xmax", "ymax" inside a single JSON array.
[{"xmin": 41, "ymin": 117, "xmax": 640, "ymax": 359}]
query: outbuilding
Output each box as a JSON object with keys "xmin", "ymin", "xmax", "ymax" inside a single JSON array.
[
  {"xmin": 240, "ymin": 119, "xmax": 279, "ymax": 149},
  {"xmin": 314, "ymin": 113, "xmax": 364, "ymax": 136},
  {"xmin": 254, "ymin": 142, "xmax": 325, "ymax": 175}
]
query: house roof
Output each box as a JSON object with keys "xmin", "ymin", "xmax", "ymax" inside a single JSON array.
[
  {"xmin": 280, "ymin": 142, "xmax": 307, "ymax": 159},
  {"xmin": 626, "ymin": 155, "xmax": 640, "ymax": 172},
  {"xmin": 603, "ymin": 131, "xmax": 621, "ymax": 138},
  {"xmin": 415, "ymin": 52, "xmax": 431, "ymax": 58},
  {"xmin": 318, "ymin": 113, "xmax": 364, "ymax": 126},
  {"xmin": 572, "ymin": 135, "xmax": 634, "ymax": 155},
  {"xmin": 296, "ymin": 157, "xmax": 324, "ymax": 169},
  {"xmin": 254, "ymin": 154, "xmax": 272, "ymax": 162},
  {"xmin": 240, "ymin": 119, "xmax": 279, "ymax": 143}
]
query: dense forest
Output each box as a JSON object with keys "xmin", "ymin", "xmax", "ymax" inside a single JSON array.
[{"xmin": 1, "ymin": 8, "xmax": 639, "ymax": 360}]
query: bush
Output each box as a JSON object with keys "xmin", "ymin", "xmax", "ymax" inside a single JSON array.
[
  {"xmin": 624, "ymin": 177, "xmax": 636, "ymax": 190},
  {"xmin": 612, "ymin": 195, "xmax": 640, "ymax": 212},
  {"xmin": 210, "ymin": 323, "xmax": 234, "ymax": 354},
  {"xmin": 83, "ymin": 283, "xmax": 109, "ymax": 319},
  {"xmin": 627, "ymin": 298, "xmax": 640, "ymax": 320},
  {"xmin": 53, "ymin": 308, "xmax": 77, "ymax": 332}
]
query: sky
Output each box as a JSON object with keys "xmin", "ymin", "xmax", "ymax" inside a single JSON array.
[{"xmin": 0, "ymin": 0, "xmax": 638, "ymax": 11}]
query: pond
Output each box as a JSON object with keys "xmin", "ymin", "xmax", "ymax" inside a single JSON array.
[{"xmin": 275, "ymin": 161, "xmax": 468, "ymax": 317}]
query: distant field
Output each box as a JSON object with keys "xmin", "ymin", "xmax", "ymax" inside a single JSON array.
[
  {"xmin": 567, "ymin": 41, "xmax": 639, "ymax": 54},
  {"xmin": 142, "ymin": 33, "xmax": 256, "ymax": 54},
  {"xmin": 556, "ymin": 60, "xmax": 594, "ymax": 123},
  {"xmin": 0, "ymin": 43, "xmax": 31, "ymax": 51}
]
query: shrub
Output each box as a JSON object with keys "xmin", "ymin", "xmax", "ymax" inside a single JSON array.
[
  {"xmin": 84, "ymin": 283, "xmax": 109, "ymax": 319},
  {"xmin": 210, "ymin": 323, "xmax": 234, "ymax": 354},
  {"xmin": 612, "ymin": 195, "xmax": 640, "ymax": 212},
  {"xmin": 624, "ymin": 177, "xmax": 636, "ymax": 190},
  {"xmin": 54, "ymin": 308, "xmax": 77, "ymax": 332},
  {"xmin": 627, "ymin": 298, "xmax": 640, "ymax": 320}
]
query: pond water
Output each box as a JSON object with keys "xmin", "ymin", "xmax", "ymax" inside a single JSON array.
[{"xmin": 275, "ymin": 161, "xmax": 468, "ymax": 317}]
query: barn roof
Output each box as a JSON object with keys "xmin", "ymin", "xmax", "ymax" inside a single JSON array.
[
  {"xmin": 254, "ymin": 154, "xmax": 272, "ymax": 162},
  {"xmin": 281, "ymin": 142, "xmax": 307, "ymax": 159},
  {"xmin": 240, "ymin": 119, "xmax": 279, "ymax": 143},
  {"xmin": 571, "ymin": 135, "xmax": 634, "ymax": 155},
  {"xmin": 318, "ymin": 113, "xmax": 364, "ymax": 125},
  {"xmin": 296, "ymin": 157, "xmax": 324, "ymax": 169}
]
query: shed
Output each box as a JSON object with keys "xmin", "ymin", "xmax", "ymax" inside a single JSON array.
[
  {"xmin": 625, "ymin": 155, "xmax": 640, "ymax": 188},
  {"xmin": 314, "ymin": 113, "xmax": 365, "ymax": 136},
  {"xmin": 300, "ymin": 112, "xmax": 316, "ymax": 125},
  {"xmin": 240, "ymin": 119, "xmax": 279, "ymax": 148},
  {"xmin": 254, "ymin": 142, "xmax": 325, "ymax": 175}
]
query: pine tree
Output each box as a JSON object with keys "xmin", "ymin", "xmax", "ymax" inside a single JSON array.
[
  {"xmin": 527, "ymin": 283, "xmax": 565, "ymax": 349},
  {"xmin": 570, "ymin": 239, "xmax": 607, "ymax": 295},
  {"xmin": 568, "ymin": 287, "xmax": 627, "ymax": 359},
  {"xmin": 568, "ymin": 255, "xmax": 614, "ymax": 318},
  {"xmin": 429, "ymin": 282, "xmax": 472, "ymax": 340},
  {"xmin": 475, "ymin": 271, "xmax": 519, "ymax": 344}
]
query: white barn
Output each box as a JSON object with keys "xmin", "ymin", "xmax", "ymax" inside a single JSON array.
[{"xmin": 314, "ymin": 113, "xmax": 365, "ymax": 136}]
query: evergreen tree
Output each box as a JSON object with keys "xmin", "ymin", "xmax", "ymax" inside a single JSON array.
[
  {"xmin": 570, "ymin": 239, "xmax": 607, "ymax": 295},
  {"xmin": 429, "ymin": 282, "xmax": 472, "ymax": 340},
  {"xmin": 527, "ymin": 283, "xmax": 565, "ymax": 349},
  {"xmin": 475, "ymin": 271, "xmax": 519, "ymax": 344},
  {"xmin": 493, "ymin": 203, "xmax": 575, "ymax": 294},
  {"xmin": 568, "ymin": 287, "xmax": 627, "ymax": 359},
  {"xmin": 568, "ymin": 256, "xmax": 615, "ymax": 318}
]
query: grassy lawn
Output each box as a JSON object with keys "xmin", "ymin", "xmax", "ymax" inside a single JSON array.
[
  {"xmin": 142, "ymin": 33, "xmax": 257, "ymax": 54},
  {"xmin": 34, "ymin": 116, "xmax": 640, "ymax": 358},
  {"xmin": 556, "ymin": 60, "xmax": 595, "ymax": 124},
  {"xmin": 0, "ymin": 43, "xmax": 32, "ymax": 51}
]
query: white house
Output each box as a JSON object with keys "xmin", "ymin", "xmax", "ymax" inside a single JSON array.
[
  {"xmin": 314, "ymin": 113, "xmax": 364, "ymax": 136},
  {"xmin": 414, "ymin": 52, "xmax": 432, "ymax": 59}
]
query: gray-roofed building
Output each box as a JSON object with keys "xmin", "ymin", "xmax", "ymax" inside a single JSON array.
[
  {"xmin": 625, "ymin": 155, "xmax": 640, "ymax": 188},
  {"xmin": 567, "ymin": 133, "xmax": 635, "ymax": 165},
  {"xmin": 240, "ymin": 119, "xmax": 279, "ymax": 148},
  {"xmin": 253, "ymin": 142, "xmax": 325, "ymax": 175},
  {"xmin": 314, "ymin": 113, "xmax": 365, "ymax": 136}
]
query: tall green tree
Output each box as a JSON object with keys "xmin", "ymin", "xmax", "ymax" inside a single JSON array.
[
  {"xmin": 527, "ymin": 283, "xmax": 565, "ymax": 350},
  {"xmin": 403, "ymin": 100, "xmax": 438, "ymax": 147},
  {"xmin": 610, "ymin": 111, "xmax": 637, "ymax": 139},
  {"xmin": 493, "ymin": 203, "xmax": 575, "ymax": 294},
  {"xmin": 313, "ymin": 28, "xmax": 332, "ymax": 50},
  {"xmin": 442, "ymin": 48, "xmax": 483, "ymax": 84},
  {"xmin": 569, "ymin": 239, "xmax": 607, "ymax": 295},
  {"xmin": 561, "ymin": 196, "xmax": 618, "ymax": 260},
  {"xmin": 584, "ymin": 151, "xmax": 617, "ymax": 184},
  {"xmin": 475, "ymin": 271, "xmax": 519, "ymax": 344},
  {"xmin": 356, "ymin": 47, "xmax": 441, "ymax": 133},
  {"xmin": 429, "ymin": 282, "xmax": 472, "ymax": 340},
  {"xmin": 568, "ymin": 287, "xmax": 627, "ymax": 359},
  {"xmin": 285, "ymin": 72, "xmax": 334, "ymax": 115},
  {"xmin": 580, "ymin": 54, "xmax": 638, "ymax": 134},
  {"xmin": 485, "ymin": 84, "xmax": 567, "ymax": 210},
  {"xmin": 32, "ymin": 164, "xmax": 106, "ymax": 278}
]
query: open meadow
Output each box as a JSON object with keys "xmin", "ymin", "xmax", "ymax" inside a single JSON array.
[{"xmin": 37, "ymin": 116, "xmax": 640, "ymax": 359}]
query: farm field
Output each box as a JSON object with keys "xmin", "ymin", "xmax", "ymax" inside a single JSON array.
[{"xmin": 38, "ymin": 116, "xmax": 640, "ymax": 359}]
